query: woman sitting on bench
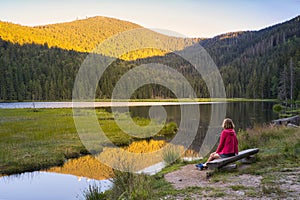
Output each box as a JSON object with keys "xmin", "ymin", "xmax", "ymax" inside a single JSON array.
[{"xmin": 196, "ymin": 118, "xmax": 238, "ymax": 170}]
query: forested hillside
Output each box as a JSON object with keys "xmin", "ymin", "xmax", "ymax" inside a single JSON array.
[
  {"xmin": 0, "ymin": 16, "xmax": 199, "ymax": 60},
  {"xmin": 0, "ymin": 15, "xmax": 300, "ymax": 101},
  {"xmin": 201, "ymin": 16, "xmax": 300, "ymax": 99},
  {"xmin": 131, "ymin": 15, "xmax": 300, "ymax": 100},
  {"xmin": 0, "ymin": 39, "xmax": 84, "ymax": 100},
  {"xmin": 0, "ymin": 16, "xmax": 141, "ymax": 52},
  {"xmin": 0, "ymin": 38, "xmax": 205, "ymax": 101}
]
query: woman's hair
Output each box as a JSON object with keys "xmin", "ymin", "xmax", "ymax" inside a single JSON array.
[{"xmin": 222, "ymin": 118, "xmax": 235, "ymax": 129}]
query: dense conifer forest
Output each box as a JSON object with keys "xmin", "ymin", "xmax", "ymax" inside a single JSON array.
[
  {"xmin": 200, "ymin": 16, "xmax": 300, "ymax": 99},
  {"xmin": 0, "ymin": 16, "xmax": 300, "ymax": 101}
]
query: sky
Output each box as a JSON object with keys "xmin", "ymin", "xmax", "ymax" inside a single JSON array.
[{"xmin": 0, "ymin": 0, "xmax": 300, "ymax": 38}]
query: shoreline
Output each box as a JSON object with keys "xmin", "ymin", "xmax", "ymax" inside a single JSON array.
[{"xmin": 0, "ymin": 98, "xmax": 277, "ymax": 109}]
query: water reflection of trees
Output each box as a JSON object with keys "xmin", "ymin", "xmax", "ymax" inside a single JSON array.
[
  {"xmin": 46, "ymin": 155, "xmax": 114, "ymax": 180},
  {"xmin": 97, "ymin": 139, "xmax": 184, "ymax": 172},
  {"xmin": 47, "ymin": 140, "xmax": 185, "ymax": 178}
]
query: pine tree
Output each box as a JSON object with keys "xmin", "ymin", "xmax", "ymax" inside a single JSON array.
[
  {"xmin": 290, "ymin": 58, "xmax": 295, "ymax": 100},
  {"xmin": 278, "ymin": 64, "xmax": 288, "ymax": 102}
]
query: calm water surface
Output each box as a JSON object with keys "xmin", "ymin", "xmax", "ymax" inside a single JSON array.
[
  {"xmin": 126, "ymin": 101, "xmax": 277, "ymax": 130},
  {"xmin": 0, "ymin": 101, "xmax": 222, "ymax": 109},
  {"xmin": 0, "ymin": 172, "xmax": 112, "ymax": 200}
]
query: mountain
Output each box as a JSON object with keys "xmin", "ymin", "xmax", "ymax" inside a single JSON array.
[
  {"xmin": 0, "ymin": 15, "xmax": 300, "ymax": 101},
  {"xmin": 0, "ymin": 16, "xmax": 199, "ymax": 60},
  {"xmin": 0, "ymin": 16, "xmax": 141, "ymax": 52},
  {"xmin": 200, "ymin": 15, "xmax": 300, "ymax": 99}
]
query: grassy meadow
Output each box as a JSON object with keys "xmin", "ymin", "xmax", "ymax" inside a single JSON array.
[
  {"xmin": 0, "ymin": 108, "xmax": 177, "ymax": 175},
  {"xmin": 0, "ymin": 108, "xmax": 83, "ymax": 174}
]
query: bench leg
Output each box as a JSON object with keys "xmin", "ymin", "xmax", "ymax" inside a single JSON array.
[
  {"xmin": 206, "ymin": 164, "xmax": 237, "ymax": 179},
  {"xmin": 241, "ymin": 155, "xmax": 256, "ymax": 164},
  {"xmin": 206, "ymin": 170, "xmax": 214, "ymax": 179}
]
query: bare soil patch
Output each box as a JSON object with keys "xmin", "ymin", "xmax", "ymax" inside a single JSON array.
[{"xmin": 164, "ymin": 164, "xmax": 300, "ymax": 199}]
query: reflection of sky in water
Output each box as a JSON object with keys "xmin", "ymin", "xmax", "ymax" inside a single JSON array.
[
  {"xmin": 0, "ymin": 101, "xmax": 222, "ymax": 109},
  {"xmin": 0, "ymin": 172, "xmax": 112, "ymax": 200}
]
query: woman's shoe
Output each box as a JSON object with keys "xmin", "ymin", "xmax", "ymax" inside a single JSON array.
[{"xmin": 195, "ymin": 163, "xmax": 207, "ymax": 170}]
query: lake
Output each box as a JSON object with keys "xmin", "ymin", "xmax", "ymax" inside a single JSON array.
[
  {"xmin": 0, "ymin": 172, "xmax": 112, "ymax": 200},
  {"xmin": 0, "ymin": 101, "xmax": 277, "ymax": 199}
]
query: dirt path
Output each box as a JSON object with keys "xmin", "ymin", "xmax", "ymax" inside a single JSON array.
[
  {"xmin": 164, "ymin": 164, "xmax": 300, "ymax": 199},
  {"xmin": 164, "ymin": 164, "xmax": 208, "ymax": 189}
]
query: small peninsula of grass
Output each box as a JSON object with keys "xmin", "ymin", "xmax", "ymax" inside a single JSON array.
[{"xmin": 0, "ymin": 108, "xmax": 177, "ymax": 175}]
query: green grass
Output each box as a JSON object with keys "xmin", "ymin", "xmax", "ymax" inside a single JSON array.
[
  {"xmin": 108, "ymin": 170, "xmax": 155, "ymax": 200},
  {"xmin": 237, "ymin": 126, "xmax": 300, "ymax": 168},
  {"xmin": 229, "ymin": 185, "xmax": 247, "ymax": 191},
  {"xmin": 83, "ymin": 184, "xmax": 107, "ymax": 200},
  {"xmin": 162, "ymin": 144, "xmax": 182, "ymax": 164},
  {"xmin": 0, "ymin": 108, "xmax": 177, "ymax": 175},
  {"xmin": 0, "ymin": 108, "xmax": 85, "ymax": 174}
]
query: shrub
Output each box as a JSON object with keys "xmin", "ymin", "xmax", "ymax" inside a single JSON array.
[
  {"xmin": 83, "ymin": 184, "xmax": 107, "ymax": 200},
  {"xmin": 162, "ymin": 144, "xmax": 183, "ymax": 165},
  {"xmin": 273, "ymin": 104, "xmax": 283, "ymax": 113},
  {"xmin": 109, "ymin": 170, "xmax": 154, "ymax": 200},
  {"xmin": 83, "ymin": 171, "xmax": 154, "ymax": 200},
  {"xmin": 157, "ymin": 122, "xmax": 177, "ymax": 137}
]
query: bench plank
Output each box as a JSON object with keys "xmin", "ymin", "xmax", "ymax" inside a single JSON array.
[{"xmin": 206, "ymin": 148, "xmax": 259, "ymax": 169}]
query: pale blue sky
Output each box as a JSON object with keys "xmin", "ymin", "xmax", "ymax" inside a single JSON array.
[{"xmin": 0, "ymin": 0, "xmax": 299, "ymax": 38}]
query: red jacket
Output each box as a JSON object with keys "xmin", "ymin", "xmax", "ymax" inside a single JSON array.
[{"xmin": 216, "ymin": 129, "xmax": 238, "ymax": 155}]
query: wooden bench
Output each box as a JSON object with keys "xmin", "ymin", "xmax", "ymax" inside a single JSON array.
[{"xmin": 206, "ymin": 148, "xmax": 259, "ymax": 170}]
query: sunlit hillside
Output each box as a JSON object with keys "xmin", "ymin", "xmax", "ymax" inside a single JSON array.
[
  {"xmin": 0, "ymin": 16, "xmax": 200, "ymax": 60},
  {"xmin": 0, "ymin": 16, "xmax": 141, "ymax": 52}
]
